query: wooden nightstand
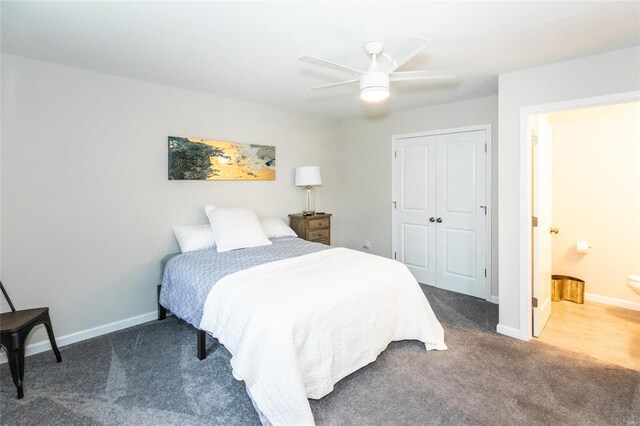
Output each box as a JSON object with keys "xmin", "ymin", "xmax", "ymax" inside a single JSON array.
[{"xmin": 289, "ymin": 213, "xmax": 331, "ymax": 245}]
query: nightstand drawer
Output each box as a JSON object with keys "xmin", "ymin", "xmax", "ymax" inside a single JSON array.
[
  {"xmin": 289, "ymin": 213, "xmax": 332, "ymax": 245},
  {"xmin": 308, "ymin": 218, "xmax": 329, "ymax": 229},
  {"xmin": 308, "ymin": 229, "xmax": 329, "ymax": 240}
]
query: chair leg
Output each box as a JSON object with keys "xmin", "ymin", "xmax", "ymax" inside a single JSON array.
[
  {"xmin": 42, "ymin": 314, "xmax": 62, "ymax": 363},
  {"xmin": 157, "ymin": 285, "xmax": 166, "ymax": 321},
  {"xmin": 6, "ymin": 334, "xmax": 26, "ymax": 399},
  {"xmin": 197, "ymin": 329, "xmax": 207, "ymax": 360}
]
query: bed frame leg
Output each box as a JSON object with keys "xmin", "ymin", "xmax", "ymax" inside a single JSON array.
[
  {"xmin": 197, "ymin": 330, "xmax": 207, "ymax": 360},
  {"xmin": 157, "ymin": 285, "xmax": 167, "ymax": 321}
]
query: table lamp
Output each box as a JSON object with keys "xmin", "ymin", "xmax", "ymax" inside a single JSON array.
[{"xmin": 295, "ymin": 166, "xmax": 322, "ymax": 216}]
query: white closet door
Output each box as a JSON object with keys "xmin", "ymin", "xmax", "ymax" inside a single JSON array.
[
  {"xmin": 394, "ymin": 136, "xmax": 437, "ymax": 286},
  {"xmin": 435, "ymin": 131, "xmax": 487, "ymax": 298}
]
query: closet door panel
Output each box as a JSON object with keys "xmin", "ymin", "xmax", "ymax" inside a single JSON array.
[
  {"xmin": 394, "ymin": 136, "xmax": 437, "ymax": 286},
  {"xmin": 436, "ymin": 130, "xmax": 486, "ymax": 298}
]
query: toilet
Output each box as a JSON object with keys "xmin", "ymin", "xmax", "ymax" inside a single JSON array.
[{"xmin": 628, "ymin": 275, "xmax": 640, "ymax": 295}]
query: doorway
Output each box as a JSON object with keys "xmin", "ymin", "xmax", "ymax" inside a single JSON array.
[
  {"xmin": 392, "ymin": 125, "xmax": 491, "ymax": 300},
  {"xmin": 522, "ymin": 93, "xmax": 640, "ymax": 371}
]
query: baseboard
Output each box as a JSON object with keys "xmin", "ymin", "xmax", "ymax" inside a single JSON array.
[
  {"xmin": 0, "ymin": 311, "xmax": 157, "ymax": 364},
  {"xmin": 496, "ymin": 323, "xmax": 527, "ymax": 340},
  {"xmin": 490, "ymin": 295, "xmax": 499, "ymax": 304},
  {"xmin": 584, "ymin": 292, "xmax": 640, "ymax": 312}
]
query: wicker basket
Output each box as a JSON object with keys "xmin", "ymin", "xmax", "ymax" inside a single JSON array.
[{"xmin": 551, "ymin": 275, "xmax": 585, "ymax": 304}]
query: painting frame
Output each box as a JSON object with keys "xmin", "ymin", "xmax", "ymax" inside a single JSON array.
[{"xmin": 168, "ymin": 136, "xmax": 276, "ymax": 181}]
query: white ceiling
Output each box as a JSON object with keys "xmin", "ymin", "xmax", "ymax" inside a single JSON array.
[{"xmin": 2, "ymin": 1, "xmax": 639, "ymax": 118}]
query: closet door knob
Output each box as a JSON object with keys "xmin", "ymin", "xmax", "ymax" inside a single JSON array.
[
  {"xmin": 436, "ymin": 217, "xmax": 443, "ymax": 223},
  {"xmin": 429, "ymin": 217, "xmax": 436, "ymax": 223}
]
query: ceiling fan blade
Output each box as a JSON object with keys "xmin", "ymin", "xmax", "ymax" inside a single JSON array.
[
  {"xmin": 376, "ymin": 36, "xmax": 431, "ymax": 74},
  {"xmin": 390, "ymin": 73, "xmax": 453, "ymax": 82},
  {"xmin": 309, "ymin": 79, "xmax": 359, "ymax": 90},
  {"xmin": 299, "ymin": 55, "xmax": 363, "ymax": 75}
]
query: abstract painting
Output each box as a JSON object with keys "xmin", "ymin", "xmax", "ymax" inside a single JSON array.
[{"xmin": 168, "ymin": 136, "xmax": 275, "ymax": 180}]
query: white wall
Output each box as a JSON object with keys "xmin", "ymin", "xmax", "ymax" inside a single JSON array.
[
  {"xmin": 549, "ymin": 102, "xmax": 640, "ymax": 305},
  {"xmin": 0, "ymin": 54, "xmax": 344, "ymax": 347},
  {"xmin": 497, "ymin": 46, "xmax": 640, "ymax": 336},
  {"xmin": 338, "ymin": 95, "xmax": 499, "ymax": 299}
]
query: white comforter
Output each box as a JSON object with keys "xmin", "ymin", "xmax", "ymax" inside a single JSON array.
[{"xmin": 199, "ymin": 247, "xmax": 447, "ymax": 425}]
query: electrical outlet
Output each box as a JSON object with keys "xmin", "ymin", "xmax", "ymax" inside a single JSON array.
[{"xmin": 363, "ymin": 240, "xmax": 371, "ymax": 251}]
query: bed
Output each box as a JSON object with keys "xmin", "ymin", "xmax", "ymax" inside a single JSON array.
[{"xmin": 159, "ymin": 236, "xmax": 446, "ymax": 425}]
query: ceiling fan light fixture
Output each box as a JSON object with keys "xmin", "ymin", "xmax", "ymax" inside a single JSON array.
[
  {"xmin": 300, "ymin": 36, "xmax": 450, "ymax": 104},
  {"xmin": 359, "ymin": 72, "xmax": 389, "ymax": 102},
  {"xmin": 360, "ymin": 87, "xmax": 389, "ymax": 102}
]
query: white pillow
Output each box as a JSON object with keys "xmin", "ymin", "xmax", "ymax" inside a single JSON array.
[
  {"xmin": 205, "ymin": 205, "xmax": 272, "ymax": 252},
  {"xmin": 260, "ymin": 217, "xmax": 298, "ymax": 239},
  {"xmin": 204, "ymin": 204, "xmax": 217, "ymax": 216},
  {"xmin": 172, "ymin": 225, "xmax": 215, "ymax": 253}
]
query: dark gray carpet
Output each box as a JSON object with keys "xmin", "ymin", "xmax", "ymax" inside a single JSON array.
[{"xmin": 1, "ymin": 285, "xmax": 638, "ymax": 425}]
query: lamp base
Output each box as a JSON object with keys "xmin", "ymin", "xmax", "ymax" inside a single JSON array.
[{"xmin": 302, "ymin": 186, "xmax": 316, "ymax": 217}]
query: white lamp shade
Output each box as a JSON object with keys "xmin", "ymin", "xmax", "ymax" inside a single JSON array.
[{"xmin": 295, "ymin": 166, "xmax": 322, "ymax": 186}]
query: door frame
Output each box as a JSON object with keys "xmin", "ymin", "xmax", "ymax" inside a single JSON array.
[
  {"xmin": 391, "ymin": 124, "xmax": 493, "ymax": 302},
  {"xmin": 518, "ymin": 90, "xmax": 640, "ymax": 340}
]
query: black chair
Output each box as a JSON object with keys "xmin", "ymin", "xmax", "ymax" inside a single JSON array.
[{"xmin": 0, "ymin": 281, "xmax": 62, "ymax": 399}]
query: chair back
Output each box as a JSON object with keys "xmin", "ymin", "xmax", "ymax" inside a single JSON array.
[{"xmin": 0, "ymin": 281, "xmax": 17, "ymax": 312}]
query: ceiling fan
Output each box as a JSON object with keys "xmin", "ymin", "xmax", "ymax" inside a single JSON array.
[{"xmin": 299, "ymin": 36, "xmax": 453, "ymax": 102}]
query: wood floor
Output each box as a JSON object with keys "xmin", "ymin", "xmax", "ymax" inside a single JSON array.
[{"xmin": 537, "ymin": 300, "xmax": 640, "ymax": 371}]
